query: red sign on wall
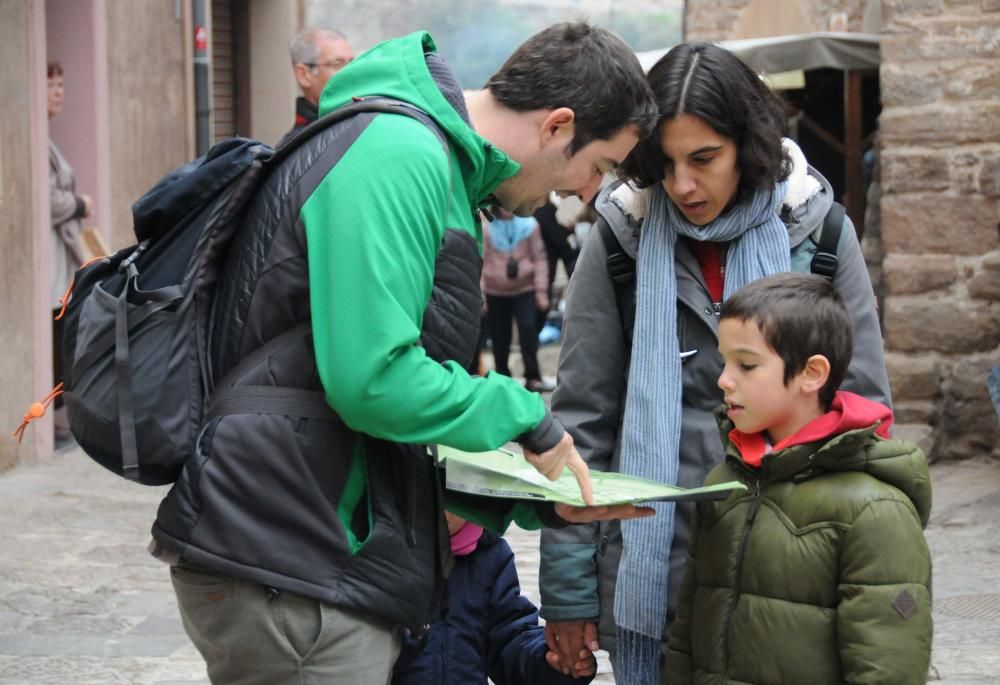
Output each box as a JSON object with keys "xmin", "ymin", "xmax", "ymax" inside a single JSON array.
[{"xmin": 194, "ymin": 26, "xmax": 207, "ymax": 53}]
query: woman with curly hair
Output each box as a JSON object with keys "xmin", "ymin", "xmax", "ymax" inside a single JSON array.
[{"xmin": 539, "ymin": 42, "xmax": 891, "ymax": 683}]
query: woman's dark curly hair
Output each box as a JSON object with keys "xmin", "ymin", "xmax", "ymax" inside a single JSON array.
[{"xmin": 622, "ymin": 42, "xmax": 790, "ymax": 200}]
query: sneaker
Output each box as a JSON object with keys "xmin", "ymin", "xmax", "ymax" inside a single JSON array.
[{"xmin": 525, "ymin": 378, "xmax": 556, "ymax": 393}]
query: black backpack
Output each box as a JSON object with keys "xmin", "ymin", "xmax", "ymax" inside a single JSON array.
[
  {"xmin": 598, "ymin": 201, "xmax": 846, "ymax": 342},
  {"xmin": 59, "ymin": 97, "xmax": 444, "ymax": 485}
]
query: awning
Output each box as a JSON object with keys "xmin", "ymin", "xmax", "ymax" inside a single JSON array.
[{"xmin": 636, "ymin": 32, "xmax": 880, "ymax": 74}]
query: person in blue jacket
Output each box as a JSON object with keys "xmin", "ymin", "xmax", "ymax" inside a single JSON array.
[{"xmin": 393, "ymin": 512, "xmax": 596, "ymax": 684}]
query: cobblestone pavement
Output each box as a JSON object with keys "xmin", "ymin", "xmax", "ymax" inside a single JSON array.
[{"xmin": 1, "ymin": 345, "xmax": 997, "ymax": 683}]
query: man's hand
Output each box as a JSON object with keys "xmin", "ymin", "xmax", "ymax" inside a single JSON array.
[
  {"xmin": 554, "ymin": 502, "xmax": 655, "ymax": 524},
  {"xmin": 545, "ymin": 620, "xmax": 599, "ymax": 677},
  {"xmin": 80, "ymin": 194, "xmax": 94, "ymax": 218},
  {"xmin": 523, "ymin": 432, "xmax": 593, "ymax": 505}
]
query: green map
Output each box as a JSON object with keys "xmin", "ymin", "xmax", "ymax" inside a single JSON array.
[{"xmin": 439, "ymin": 445, "xmax": 746, "ymax": 507}]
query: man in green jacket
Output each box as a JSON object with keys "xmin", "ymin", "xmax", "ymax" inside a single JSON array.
[
  {"xmin": 665, "ymin": 272, "xmax": 932, "ymax": 684},
  {"xmin": 153, "ymin": 22, "xmax": 659, "ymax": 685}
]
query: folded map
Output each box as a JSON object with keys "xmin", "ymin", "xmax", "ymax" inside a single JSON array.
[{"xmin": 439, "ymin": 445, "xmax": 746, "ymax": 507}]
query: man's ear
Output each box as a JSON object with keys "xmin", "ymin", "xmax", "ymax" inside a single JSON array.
[
  {"xmin": 800, "ymin": 354, "xmax": 831, "ymax": 394},
  {"xmin": 293, "ymin": 63, "xmax": 312, "ymax": 91},
  {"xmin": 539, "ymin": 107, "xmax": 575, "ymax": 150}
]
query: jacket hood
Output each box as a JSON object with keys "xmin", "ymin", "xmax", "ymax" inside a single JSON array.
[
  {"xmin": 717, "ymin": 394, "xmax": 931, "ymax": 526},
  {"xmin": 781, "ymin": 139, "xmax": 835, "ymax": 248},
  {"xmin": 593, "ymin": 138, "xmax": 835, "ymax": 254},
  {"xmin": 728, "ymin": 391, "xmax": 893, "ymax": 467},
  {"xmin": 318, "ymin": 31, "xmax": 519, "ymax": 206}
]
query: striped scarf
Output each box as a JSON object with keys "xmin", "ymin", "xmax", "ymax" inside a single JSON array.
[{"xmin": 614, "ymin": 179, "xmax": 790, "ymax": 684}]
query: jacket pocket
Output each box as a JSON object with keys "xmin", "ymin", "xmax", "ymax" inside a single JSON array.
[{"xmin": 188, "ymin": 411, "xmax": 357, "ymax": 575}]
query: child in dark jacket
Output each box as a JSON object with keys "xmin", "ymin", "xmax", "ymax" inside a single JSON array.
[
  {"xmin": 665, "ymin": 272, "xmax": 932, "ymax": 684},
  {"xmin": 392, "ymin": 512, "xmax": 594, "ymax": 685}
]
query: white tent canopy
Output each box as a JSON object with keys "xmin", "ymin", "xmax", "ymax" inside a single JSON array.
[{"xmin": 636, "ymin": 32, "xmax": 880, "ymax": 74}]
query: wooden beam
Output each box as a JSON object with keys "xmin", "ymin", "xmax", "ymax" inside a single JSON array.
[
  {"xmin": 796, "ymin": 110, "xmax": 845, "ymax": 157},
  {"xmin": 844, "ymin": 70, "xmax": 864, "ymax": 239}
]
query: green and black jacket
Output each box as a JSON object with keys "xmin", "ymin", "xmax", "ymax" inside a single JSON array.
[{"xmin": 153, "ymin": 32, "xmax": 563, "ymax": 630}]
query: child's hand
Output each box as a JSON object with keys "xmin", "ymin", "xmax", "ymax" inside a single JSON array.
[
  {"xmin": 545, "ymin": 620, "xmax": 599, "ymax": 678},
  {"xmin": 545, "ymin": 649, "xmax": 596, "ymax": 678}
]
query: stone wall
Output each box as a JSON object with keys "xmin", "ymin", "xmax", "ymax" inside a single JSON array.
[
  {"xmin": 685, "ymin": 0, "xmax": 1000, "ymax": 460},
  {"xmin": 0, "ymin": 0, "xmax": 52, "ymax": 471},
  {"xmin": 685, "ymin": 0, "xmax": 868, "ymax": 40},
  {"xmin": 879, "ymin": 0, "xmax": 1000, "ymax": 460}
]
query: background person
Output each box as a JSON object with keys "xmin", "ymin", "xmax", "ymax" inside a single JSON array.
[
  {"xmin": 47, "ymin": 60, "xmax": 92, "ymax": 449},
  {"xmin": 533, "ymin": 195, "xmax": 578, "ymax": 333},
  {"xmin": 278, "ymin": 28, "xmax": 354, "ymax": 145},
  {"xmin": 482, "ymin": 209, "xmax": 553, "ymax": 393},
  {"xmin": 539, "ymin": 41, "xmax": 891, "ymax": 684}
]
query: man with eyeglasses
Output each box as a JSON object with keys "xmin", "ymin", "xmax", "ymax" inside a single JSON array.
[{"xmin": 280, "ymin": 28, "xmax": 355, "ymax": 145}]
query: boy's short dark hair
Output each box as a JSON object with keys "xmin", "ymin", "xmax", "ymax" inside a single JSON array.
[
  {"xmin": 720, "ymin": 273, "xmax": 852, "ymax": 407},
  {"xmin": 621, "ymin": 41, "xmax": 789, "ymax": 199},
  {"xmin": 484, "ymin": 22, "xmax": 658, "ymax": 154},
  {"xmin": 48, "ymin": 61, "xmax": 63, "ymax": 78}
]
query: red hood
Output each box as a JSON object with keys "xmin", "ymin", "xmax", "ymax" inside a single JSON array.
[{"xmin": 730, "ymin": 391, "xmax": 893, "ymax": 467}]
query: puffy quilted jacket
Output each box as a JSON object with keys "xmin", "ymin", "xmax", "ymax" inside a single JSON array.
[
  {"xmin": 393, "ymin": 531, "xmax": 590, "ymax": 685},
  {"xmin": 664, "ymin": 408, "xmax": 932, "ymax": 684}
]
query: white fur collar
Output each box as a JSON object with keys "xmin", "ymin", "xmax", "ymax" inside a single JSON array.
[
  {"xmin": 609, "ymin": 182, "xmax": 650, "ymax": 223},
  {"xmin": 781, "ymin": 138, "xmax": 822, "ymax": 210},
  {"xmin": 608, "ymin": 138, "xmax": 821, "ymax": 221}
]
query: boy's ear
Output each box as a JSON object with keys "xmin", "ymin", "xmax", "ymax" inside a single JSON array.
[{"xmin": 800, "ymin": 354, "xmax": 831, "ymax": 394}]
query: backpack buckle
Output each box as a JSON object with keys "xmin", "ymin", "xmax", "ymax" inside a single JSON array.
[
  {"xmin": 118, "ymin": 240, "xmax": 150, "ymax": 274},
  {"xmin": 606, "ymin": 252, "xmax": 635, "ymax": 285},
  {"xmin": 810, "ymin": 251, "xmax": 838, "ymax": 281}
]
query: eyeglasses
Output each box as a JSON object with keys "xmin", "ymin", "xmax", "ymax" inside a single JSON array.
[{"xmin": 303, "ymin": 58, "xmax": 352, "ymax": 72}]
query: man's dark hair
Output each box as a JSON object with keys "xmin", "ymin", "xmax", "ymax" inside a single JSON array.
[
  {"xmin": 48, "ymin": 61, "xmax": 63, "ymax": 78},
  {"xmin": 622, "ymin": 41, "xmax": 789, "ymax": 199},
  {"xmin": 720, "ymin": 273, "xmax": 852, "ymax": 408},
  {"xmin": 485, "ymin": 22, "xmax": 658, "ymax": 154}
]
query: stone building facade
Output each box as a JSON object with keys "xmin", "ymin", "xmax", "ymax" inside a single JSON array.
[{"xmin": 684, "ymin": 0, "xmax": 1000, "ymax": 460}]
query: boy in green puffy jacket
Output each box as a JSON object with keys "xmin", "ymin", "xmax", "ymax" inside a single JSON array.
[{"xmin": 665, "ymin": 272, "xmax": 932, "ymax": 684}]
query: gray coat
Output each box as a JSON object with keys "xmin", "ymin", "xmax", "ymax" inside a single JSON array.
[
  {"xmin": 49, "ymin": 141, "xmax": 87, "ymax": 308},
  {"xmin": 538, "ymin": 165, "xmax": 891, "ymax": 655}
]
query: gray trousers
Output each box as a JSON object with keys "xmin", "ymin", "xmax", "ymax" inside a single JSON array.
[{"xmin": 171, "ymin": 563, "xmax": 400, "ymax": 684}]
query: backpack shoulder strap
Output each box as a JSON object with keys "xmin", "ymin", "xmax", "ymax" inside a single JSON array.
[
  {"xmin": 274, "ymin": 96, "xmax": 449, "ymax": 160},
  {"xmin": 598, "ymin": 220, "xmax": 636, "ymax": 339},
  {"xmin": 811, "ymin": 201, "xmax": 845, "ymax": 282}
]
